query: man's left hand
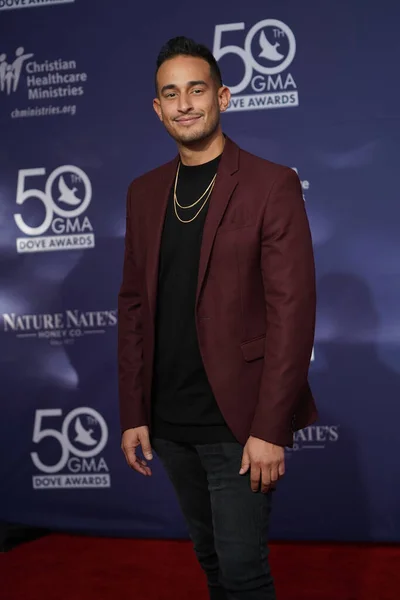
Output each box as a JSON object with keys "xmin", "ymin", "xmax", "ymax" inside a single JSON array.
[{"xmin": 239, "ymin": 436, "xmax": 285, "ymax": 493}]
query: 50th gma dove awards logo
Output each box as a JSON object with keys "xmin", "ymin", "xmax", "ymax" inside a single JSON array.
[
  {"xmin": 213, "ymin": 19, "xmax": 298, "ymax": 112},
  {"xmin": 14, "ymin": 165, "xmax": 95, "ymax": 253},
  {"xmin": 32, "ymin": 407, "xmax": 110, "ymax": 490},
  {"xmin": 0, "ymin": 0, "xmax": 75, "ymax": 10}
]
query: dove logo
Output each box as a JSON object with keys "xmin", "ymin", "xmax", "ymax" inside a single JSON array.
[
  {"xmin": 14, "ymin": 165, "xmax": 95, "ymax": 253},
  {"xmin": 58, "ymin": 175, "xmax": 82, "ymax": 206},
  {"xmin": 213, "ymin": 19, "xmax": 299, "ymax": 112},
  {"xmin": 74, "ymin": 417, "xmax": 98, "ymax": 446},
  {"xmin": 258, "ymin": 31, "xmax": 285, "ymax": 62},
  {"xmin": 31, "ymin": 407, "xmax": 111, "ymax": 489}
]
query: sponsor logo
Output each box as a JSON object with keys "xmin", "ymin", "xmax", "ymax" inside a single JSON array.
[
  {"xmin": 0, "ymin": 0, "xmax": 75, "ymax": 10},
  {"xmin": 291, "ymin": 168, "xmax": 310, "ymax": 202},
  {"xmin": 293, "ymin": 166, "xmax": 314, "ymax": 365},
  {"xmin": 13, "ymin": 165, "xmax": 95, "ymax": 253},
  {"xmin": 31, "ymin": 407, "xmax": 110, "ymax": 489},
  {"xmin": 1, "ymin": 309, "xmax": 117, "ymax": 346},
  {"xmin": 213, "ymin": 19, "xmax": 298, "ymax": 112},
  {"xmin": 288, "ymin": 425, "xmax": 339, "ymax": 452},
  {"xmin": 1, "ymin": 46, "xmax": 86, "ymax": 117}
]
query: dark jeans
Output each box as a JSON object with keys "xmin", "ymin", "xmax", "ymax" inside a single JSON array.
[{"xmin": 152, "ymin": 438, "xmax": 276, "ymax": 600}]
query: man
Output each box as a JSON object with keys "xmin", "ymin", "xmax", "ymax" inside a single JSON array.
[{"xmin": 118, "ymin": 36, "xmax": 317, "ymax": 600}]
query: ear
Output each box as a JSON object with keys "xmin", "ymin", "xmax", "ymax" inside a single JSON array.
[
  {"xmin": 153, "ymin": 97, "xmax": 163, "ymax": 122},
  {"xmin": 218, "ymin": 85, "xmax": 231, "ymax": 113}
]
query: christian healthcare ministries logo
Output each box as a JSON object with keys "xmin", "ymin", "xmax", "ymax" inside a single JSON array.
[
  {"xmin": 1, "ymin": 46, "xmax": 87, "ymax": 118},
  {"xmin": 0, "ymin": 0, "xmax": 75, "ymax": 10},
  {"xmin": 213, "ymin": 19, "xmax": 298, "ymax": 112},
  {"xmin": 1, "ymin": 309, "xmax": 117, "ymax": 346},
  {"xmin": 31, "ymin": 407, "xmax": 110, "ymax": 490},
  {"xmin": 0, "ymin": 47, "xmax": 33, "ymax": 94},
  {"xmin": 14, "ymin": 165, "xmax": 94, "ymax": 253}
]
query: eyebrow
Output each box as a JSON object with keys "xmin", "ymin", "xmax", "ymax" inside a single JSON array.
[{"xmin": 160, "ymin": 80, "xmax": 208, "ymax": 94}]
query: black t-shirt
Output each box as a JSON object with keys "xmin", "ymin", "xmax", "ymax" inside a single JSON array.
[{"xmin": 151, "ymin": 153, "xmax": 237, "ymax": 444}]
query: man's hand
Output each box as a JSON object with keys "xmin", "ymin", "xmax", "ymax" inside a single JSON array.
[
  {"xmin": 121, "ymin": 426, "xmax": 153, "ymax": 476},
  {"xmin": 239, "ymin": 435, "xmax": 285, "ymax": 493}
]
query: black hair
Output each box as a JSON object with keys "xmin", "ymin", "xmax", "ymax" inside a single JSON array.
[{"xmin": 155, "ymin": 36, "xmax": 222, "ymax": 94}]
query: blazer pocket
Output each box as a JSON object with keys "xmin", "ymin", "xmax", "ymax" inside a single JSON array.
[
  {"xmin": 240, "ymin": 335, "xmax": 266, "ymax": 362},
  {"xmin": 217, "ymin": 222, "xmax": 257, "ymax": 234}
]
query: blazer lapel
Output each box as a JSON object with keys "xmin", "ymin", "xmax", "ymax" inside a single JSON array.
[
  {"xmin": 146, "ymin": 156, "xmax": 178, "ymax": 322},
  {"xmin": 195, "ymin": 136, "xmax": 240, "ymax": 308}
]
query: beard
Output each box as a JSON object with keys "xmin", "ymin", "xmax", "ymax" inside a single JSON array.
[{"xmin": 166, "ymin": 109, "xmax": 220, "ymax": 146}]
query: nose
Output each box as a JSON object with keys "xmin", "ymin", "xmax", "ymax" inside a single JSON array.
[{"xmin": 176, "ymin": 92, "xmax": 193, "ymax": 114}]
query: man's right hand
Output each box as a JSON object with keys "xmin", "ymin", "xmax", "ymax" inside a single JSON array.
[{"xmin": 121, "ymin": 426, "xmax": 153, "ymax": 476}]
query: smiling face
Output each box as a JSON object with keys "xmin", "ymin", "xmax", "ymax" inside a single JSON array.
[{"xmin": 153, "ymin": 55, "xmax": 230, "ymax": 146}]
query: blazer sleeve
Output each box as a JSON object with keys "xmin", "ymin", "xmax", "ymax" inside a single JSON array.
[
  {"xmin": 118, "ymin": 183, "xmax": 147, "ymax": 432},
  {"xmin": 249, "ymin": 168, "xmax": 316, "ymax": 447}
]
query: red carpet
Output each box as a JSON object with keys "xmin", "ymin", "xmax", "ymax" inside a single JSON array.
[{"xmin": 1, "ymin": 534, "xmax": 399, "ymax": 600}]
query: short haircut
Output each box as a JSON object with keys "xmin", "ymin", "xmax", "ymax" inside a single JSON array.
[{"xmin": 155, "ymin": 36, "xmax": 223, "ymax": 94}]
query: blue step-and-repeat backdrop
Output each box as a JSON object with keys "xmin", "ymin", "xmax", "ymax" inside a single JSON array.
[{"xmin": 1, "ymin": 1, "xmax": 399, "ymax": 541}]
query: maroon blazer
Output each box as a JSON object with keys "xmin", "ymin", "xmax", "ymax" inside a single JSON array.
[{"xmin": 118, "ymin": 136, "xmax": 317, "ymax": 447}]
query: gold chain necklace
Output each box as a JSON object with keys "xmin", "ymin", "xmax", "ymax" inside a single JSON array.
[
  {"xmin": 174, "ymin": 179, "xmax": 216, "ymax": 224},
  {"xmin": 174, "ymin": 162, "xmax": 217, "ymax": 209},
  {"xmin": 173, "ymin": 161, "xmax": 217, "ymax": 224}
]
